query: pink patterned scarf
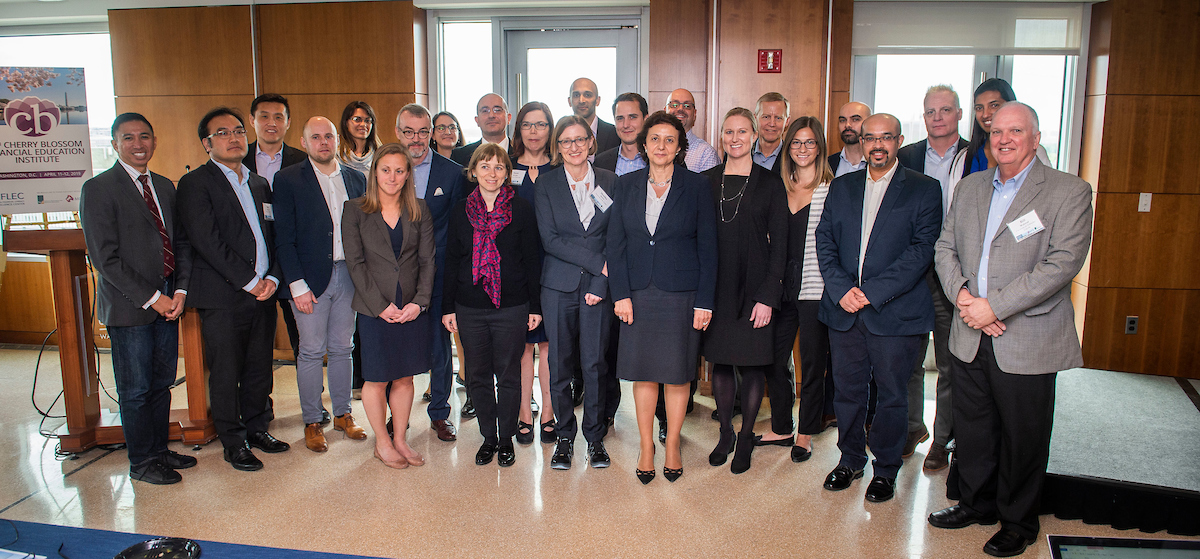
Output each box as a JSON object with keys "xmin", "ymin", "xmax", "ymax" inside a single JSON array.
[{"xmin": 465, "ymin": 186, "xmax": 514, "ymax": 308}]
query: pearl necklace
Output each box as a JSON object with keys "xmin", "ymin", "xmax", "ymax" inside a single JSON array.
[{"xmin": 720, "ymin": 175, "xmax": 749, "ymax": 223}]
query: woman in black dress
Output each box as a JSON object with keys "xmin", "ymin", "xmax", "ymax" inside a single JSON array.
[
  {"xmin": 343, "ymin": 143, "xmax": 435, "ymax": 469},
  {"xmin": 608, "ymin": 111, "xmax": 718, "ymax": 483},
  {"xmin": 701, "ymin": 107, "xmax": 789, "ymax": 474},
  {"xmin": 441, "ymin": 143, "xmax": 543, "ymax": 468}
]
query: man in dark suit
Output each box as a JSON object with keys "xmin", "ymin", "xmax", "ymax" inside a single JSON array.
[
  {"xmin": 594, "ymin": 92, "xmax": 648, "ymax": 177},
  {"xmin": 178, "ymin": 107, "xmax": 290, "ymax": 471},
  {"xmin": 929, "ymin": 102, "xmax": 1092, "ymax": 557},
  {"xmin": 753, "ymin": 92, "xmax": 790, "ymax": 174},
  {"xmin": 450, "ymin": 93, "xmax": 510, "ymax": 166},
  {"xmin": 569, "ymin": 77, "xmax": 619, "ymax": 154},
  {"xmin": 81, "ymin": 113, "xmax": 196, "ymax": 485},
  {"xmin": 815, "ymin": 113, "xmax": 942, "ymax": 503},
  {"xmin": 895, "ymin": 85, "xmax": 970, "ymax": 471},
  {"xmin": 273, "ymin": 116, "xmax": 368, "ymax": 453},
  {"xmin": 829, "ymin": 102, "xmax": 872, "ymax": 178},
  {"xmin": 397, "ymin": 103, "xmax": 469, "ymax": 440}
]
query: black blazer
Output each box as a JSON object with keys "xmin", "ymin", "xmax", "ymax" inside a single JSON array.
[
  {"xmin": 593, "ymin": 146, "xmax": 619, "ymax": 173},
  {"xmin": 896, "ymin": 137, "xmax": 969, "ymax": 174},
  {"xmin": 450, "ymin": 139, "xmax": 483, "ymax": 167},
  {"xmin": 442, "ymin": 192, "xmax": 542, "ymax": 314},
  {"xmin": 177, "ymin": 160, "xmax": 282, "ymax": 309},
  {"xmin": 424, "ymin": 152, "xmax": 470, "ymax": 298},
  {"xmin": 535, "ymin": 165, "xmax": 619, "ymax": 296},
  {"xmin": 827, "ymin": 153, "xmax": 841, "ymax": 174},
  {"xmin": 606, "ymin": 165, "xmax": 718, "ymax": 309},
  {"xmin": 81, "ymin": 163, "xmax": 192, "ymax": 327},
  {"xmin": 272, "ymin": 159, "xmax": 367, "ymax": 299},
  {"xmin": 342, "ymin": 199, "xmax": 435, "ymax": 317},
  {"xmin": 701, "ymin": 163, "xmax": 789, "ymax": 312},
  {"xmin": 242, "ymin": 142, "xmax": 307, "ymax": 175},
  {"xmin": 595, "ymin": 119, "xmax": 620, "ymax": 153},
  {"xmin": 815, "ymin": 164, "xmax": 942, "ymax": 336}
]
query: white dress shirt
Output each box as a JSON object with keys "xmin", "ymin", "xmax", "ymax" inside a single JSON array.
[
  {"xmin": 213, "ymin": 160, "xmax": 277, "ymax": 293},
  {"xmin": 289, "ymin": 162, "xmax": 349, "ymax": 298},
  {"xmin": 646, "ymin": 181, "xmax": 671, "ymax": 235},
  {"xmin": 567, "ymin": 163, "xmax": 596, "ymax": 231},
  {"xmin": 859, "ymin": 160, "xmax": 899, "ymax": 282}
]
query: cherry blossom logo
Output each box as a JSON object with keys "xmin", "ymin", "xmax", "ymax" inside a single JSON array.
[{"xmin": 5, "ymin": 96, "xmax": 61, "ymax": 137}]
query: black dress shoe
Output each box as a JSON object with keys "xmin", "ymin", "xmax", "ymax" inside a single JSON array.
[
  {"xmin": 130, "ymin": 459, "xmax": 182, "ymax": 484},
  {"xmin": 864, "ymin": 476, "xmax": 896, "ymax": 502},
  {"xmin": 730, "ymin": 433, "xmax": 754, "ymax": 474},
  {"xmin": 572, "ymin": 380, "xmax": 584, "ymax": 407},
  {"xmin": 475, "ymin": 442, "xmax": 497, "ymax": 465},
  {"xmin": 928, "ymin": 504, "xmax": 999, "ymax": 529},
  {"xmin": 551, "ymin": 438, "xmax": 573, "ymax": 470},
  {"xmin": 823, "ymin": 465, "xmax": 864, "ymax": 490},
  {"xmin": 983, "ymin": 528, "xmax": 1036, "ymax": 557},
  {"xmin": 588, "ymin": 441, "xmax": 610, "ymax": 468},
  {"xmin": 159, "ymin": 449, "xmax": 197, "ymax": 469},
  {"xmin": 460, "ymin": 397, "xmax": 477, "ymax": 419},
  {"xmin": 320, "ymin": 409, "xmax": 332, "ymax": 425},
  {"xmin": 497, "ymin": 443, "xmax": 516, "ymax": 467},
  {"xmin": 247, "ymin": 431, "xmax": 290, "ymax": 453},
  {"xmin": 224, "ymin": 444, "xmax": 263, "ymax": 471},
  {"xmin": 753, "ymin": 434, "xmax": 795, "ymax": 447},
  {"xmin": 658, "ymin": 421, "xmax": 667, "ymax": 444},
  {"xmin": 790, "ymin": 445, "xmax": 812, "ymax": 463},
  {"xmin": 421, "ymin": 389, "xmax": 432, "ymax": 402},
  {"xmin": 709, "ymin": 431, "xmax": 736, "ymax": 467}
]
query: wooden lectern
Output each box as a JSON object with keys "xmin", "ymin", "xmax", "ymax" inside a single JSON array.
[{"xmin": 3, "ymin": 229, "xmax": 216, "ymax": 453}]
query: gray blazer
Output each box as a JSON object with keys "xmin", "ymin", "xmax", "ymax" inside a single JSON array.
[
  {"xmin": 535, "ymin": 165, "xmax": 619, "ymax": 297},
  {"xmin": 80, "ymin": 163, "xmax": 192, "ymax": 327},
  {"xmin": 342, "ymin": 198, "xmax": 435, "ymax": 317},
  {"xmin": 934, "ymin": 158, "xmax": 1093, "ymax": 375}
]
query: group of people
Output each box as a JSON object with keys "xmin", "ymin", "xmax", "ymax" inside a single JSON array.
[{"xmin": 81, "ymin": 74, "xmax": 1091, "ymax": 558}]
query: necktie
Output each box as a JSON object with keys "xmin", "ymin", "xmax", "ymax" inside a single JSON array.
[{"xmin": 138, "ymin": 175, "xmax": 175, "ymax": 277}]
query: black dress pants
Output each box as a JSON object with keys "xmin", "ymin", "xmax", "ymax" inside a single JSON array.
[
  {"xmin": 457, "ymin": 303, "xmax": 528, "ymax": 445},
  {"xmin": 953, "ymin": 335, "xmax": 1056, "ymax": 540},
  {"xmin": 200, "ymin": 296, "xmax": 277, "ymax": 449},
  {"xmin": 543, "ymin": 284, "xmax": 613, "ymax": 443},
  {"xmin": 793, "ymin": 300, "xmax": 830, "ymax": 435},
  {"xmin": 766, "ymin": 300, "xmax": 799, "ymax": 435}
]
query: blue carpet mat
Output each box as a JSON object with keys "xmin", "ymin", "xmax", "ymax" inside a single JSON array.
[{"xmin": 0, "ymin": 519, "xmax": 389, "ymax": 559}]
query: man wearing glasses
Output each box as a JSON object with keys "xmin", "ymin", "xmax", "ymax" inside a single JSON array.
[
  {"xmin": 665, "ymin": 88, "xmax": 720, "ymax": 172},
  {"xmin": 451, "ymin": 93, "xmax": 511, "ymax": 166},
  {"xmin": 396, "ymin": 104, "xmax": 469, "ymax": 442},
  {"xmin": 178, "ymin": 107, "xmax": 289, "ymax": 472},
  {"xmin": 815, "ymin": 114, "xmax": 941, "ymax": 503}
]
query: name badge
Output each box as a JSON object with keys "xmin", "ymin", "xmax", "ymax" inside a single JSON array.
[
  {"xmin": 262, "ymin": 203, "xmax": 274, "ymax": 221},
  {"xmin": 590, "ymin": 186, "xmax": 613, "ymax": 212},
  {"xmin": 510, "ymin": 169, "xmax": 527, "ymax": 185},
  {"xmin": 1007, "ymin": 210, "xmax": 1044, "ymax": 242}
]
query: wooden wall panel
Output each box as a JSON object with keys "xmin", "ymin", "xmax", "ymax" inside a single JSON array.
[
  {"xmin": 115, "ymin": 95, "xmax": 255, "ymax": 182},
  {"xmin": 826, "ymin": 0, "xmax": 854, "ymax": 153},
  {"xmin": 1103, "ymin": 0, "xmax": 1200, "ymax": 96},
  {"xmin": 109, "ymin": 6, "xmax": 255, "ymax": 97},
  {"xmin": 1082, "ymin": 287, "xmax": 1200, "ymax": 379},
  {"xmin": 1078, "ymin": 94, "xmax": 1105, "ymax": 188},
  {"xmin": 256, "ymin": 2, "xmax": 416, "ymax": 95},
  {"xmin": 1094, "ymin": 95, "xmax": 1200, "ymax": 194},
  {"xmin": 1085, "ymin": 1, "xmax": 1111, "ymax": 97},
  {"xmin": 259, "ymin": 94, "xmax": 418, "ymax": 150},
  {"xmin": 0, "ymin": 261, "xmax": 57, "ymax": 345},
  {"xmin": 1090, "ymin": 193, "xmax": 1200, "ymax": 290},
  {"xmin": 648, "ymin": 0, "xmax": 710, "ymax": 93},
  {"xmin": 715, "ymin": 0, "xmax": 828, "ymax": 122}
]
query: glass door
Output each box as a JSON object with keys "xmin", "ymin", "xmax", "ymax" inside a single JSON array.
[{"xmin": 504, "ymin": 27, "xmax": 639, "ymax": 124}]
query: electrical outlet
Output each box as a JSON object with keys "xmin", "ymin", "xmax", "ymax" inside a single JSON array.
[
  {"xmin": 1138, "ymin": 193, "xmax": 1152, "ymax": 212},
  {"xmin": 1125, "ymin": 316, "xmax": 1139, "ymax": 335}
]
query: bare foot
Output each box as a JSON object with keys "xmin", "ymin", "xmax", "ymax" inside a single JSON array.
[
  {"xmin": 795, "ymin": 433, "xmax": 813, "ymax": 450},
  {"xmin": 760, "ymin": 431, "xmax": 794, "ymax": 442},
  {"xmin": 637, "ymin": 443, "xmax": 656, "ymax": 471}
]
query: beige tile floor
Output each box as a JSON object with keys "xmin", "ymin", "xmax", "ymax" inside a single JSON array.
[{"xmin": 0, "ymin": 346, "xmax": 1189, "ymax": 558}]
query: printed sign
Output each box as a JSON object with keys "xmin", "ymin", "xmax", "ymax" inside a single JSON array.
[{"xmin": 0, "ymin": 67, "xmax": 93, "ymax": 213}]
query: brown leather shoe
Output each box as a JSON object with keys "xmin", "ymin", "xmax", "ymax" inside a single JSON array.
[
  {"xmin": 305, "ymin": 423, "xmax": 328, "ymax": 452},
  {"xmin": 903, "ymin": 425, "xmax": 930, "ymax": 458},
  {"xmin": 923, "ymin": 441, "xmax": 950, "ymax": 472},
  {"xmin": 334, "ymin": 413, "xmax": 367, "ymax": 440},
  {"xmin": 431, "ymin": 419, "xmax": 457, "ymax": 441}
]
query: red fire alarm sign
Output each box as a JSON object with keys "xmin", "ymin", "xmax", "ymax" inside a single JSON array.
[{"xmin": 758, "ymin": 49, "xmax": 782, "ymax": 73}]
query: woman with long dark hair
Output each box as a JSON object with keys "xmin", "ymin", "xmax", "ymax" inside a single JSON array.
[
  {"xmin": 338, "ymin": 101, "xmax": 383, "ymax": 176},
  {"xmin": 947, "ymin": 78, "xmax": 1049, "ymax": 198},
  {"xmin": 430, "ymin": 111, "xmax": 464, "ymax": 159}
]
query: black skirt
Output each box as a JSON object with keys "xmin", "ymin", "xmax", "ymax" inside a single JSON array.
[
  {"xmin": 617, "ymin": 286, "xmax": 700, "ymax": 385},
  {"xmin": 358, "ymin": 283, "xmax": 431, "ymax": 382}
]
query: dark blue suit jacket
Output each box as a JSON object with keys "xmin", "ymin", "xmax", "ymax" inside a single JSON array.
[
  {"xmin": 606, "ymin": 165, "xmax": 718, "ymax": 310},
  {"xmin": 272, "ymin": 159, "xmax": 366, "ymax": 299},
  {"xmin": 423, "ymin": 151, "xmax": 469, "ymax": 298},
  {"xmin": 815, "ymin": 164, "xmax": 942, "ymax": 335}
]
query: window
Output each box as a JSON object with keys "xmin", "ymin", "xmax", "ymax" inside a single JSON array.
[
  {"xmin": 439, "ymin": 21, "xmax": 494, "ymax": 145},
  {"xmin": 872, "ymin": 55, "xmax": 975, "ymax": 145}
]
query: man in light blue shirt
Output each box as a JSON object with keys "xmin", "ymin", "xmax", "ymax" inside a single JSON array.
[
  {"xmin": 753, "ymin": 92, "xmax": 790, "ymax": 172},
  {"xmin": 595, "ymin": 92, "xmax": 648, "ymax": 176},
  {"xmin": 665, "ymin": 89, "xmax": 720, "ymax": 172},
  {"xmin": 832, "ymin": 102, "xmax": 871, "ymax": 177}
]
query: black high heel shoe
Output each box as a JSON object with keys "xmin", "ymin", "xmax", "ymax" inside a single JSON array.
[
  {"xmin": 636, "ymin": 468, "xmax": 656, "ymax": 484},
  {"xmin": 663, "ymin": 466, "xmax": 683, "ymax": 482},
  {"xmin": 731, "ymin": 431, "xmax": 754, "ymax": 474},
  {"xmin": 708, "ymin": 429, "xmax": 736, "ymax": 467}
]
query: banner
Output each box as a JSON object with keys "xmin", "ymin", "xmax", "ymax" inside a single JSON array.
[{"xmin": 0, "ymin": 67, "xmax": 93, "ymax": 214}]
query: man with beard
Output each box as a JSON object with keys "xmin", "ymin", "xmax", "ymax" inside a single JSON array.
[
  {"xmin": 829, "ymin": 102, "xmax": 872, "ymax": 177},
  {"xmin": 272, "ymin": 117, "xmax": 368, "ymax": 452},
  {"xmin": 569, "ymin": 77, "xmax": 619, "ymax": 153},
  {"xmin": 397, "ymin": 104, "xmax": 470, "ymax": 440},
  {"xmin": 451, "ymin": 93, "xmax": 511, "ymax": 166},
  {"xmin": 815, "ymin": 114, "xmax": 941, "ymax": 503},
  {"xmin": 753, "ymin": 92, "xmax": 790, "ymax": 173},
  {"xmin": 666, "ymin": 88, "xmax": 720, "ymax": 172}
]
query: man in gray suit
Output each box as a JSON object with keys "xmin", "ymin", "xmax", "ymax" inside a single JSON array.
[
  {"xmin": 927, "ymin": 102, "xmax": 1093, "ymax": 558},
  {"xmin": 81, "ymin": 113, "xmax": 195, "ymax": 484}
]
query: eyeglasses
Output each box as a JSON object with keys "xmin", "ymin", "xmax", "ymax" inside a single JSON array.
[
  {"xmin": 478, "ymin": 106, "xmax": 506, "ymax": 115},
  {"xmin": 434, "ymin": 124, "xmax": 458, "ymax": 133},
  {"xmin": 349, "ymin": 116, "xmax": 373, "ymax": 125},
  {"xmin": 557, "ymin": 137, "xmax": 590, "ymax": 148},
  {"xmin": 860, "ymin": 134, "xmax": 897, "ymax": 144},
  {"xmin": 399, "ymin": 128, "xmax": 431, "ymax": 139},
  {"xmin": 206, "ymin": 127, "xmax": 247, "ymax": 141},
  {"xmin": 666, "ymin": 101, "xmax": 696, "ymax": 111},
  {"xmin": 520, "ymin": 121, "xmax": 550, "ymax": 132},
  {"xmin": 790, "ymin": 139, "xmax": 818, "ymax": 149}
]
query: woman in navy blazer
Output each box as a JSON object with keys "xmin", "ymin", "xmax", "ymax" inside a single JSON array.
[{"xmin": 607, "ymin": 111, "xmax": 718, "ymax": 483}]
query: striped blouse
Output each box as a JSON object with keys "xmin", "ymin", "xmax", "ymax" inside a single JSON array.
[{"xmin": 798, "ymin": 181, "xmax": 830, "ymax": 301}]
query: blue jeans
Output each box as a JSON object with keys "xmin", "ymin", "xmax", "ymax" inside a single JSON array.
[
  {"xmin": 107, "ymin": 315, "xmax": 179, "ymax": 466},
  {"xmin": 292, "ymin": 261, "xmax": 357, "ymax": 424}
]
